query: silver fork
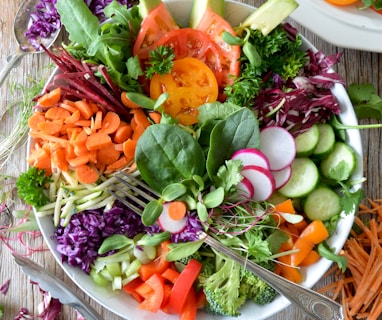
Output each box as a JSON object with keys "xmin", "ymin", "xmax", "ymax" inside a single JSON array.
[{"xmin": 108, "ymin": 171, "xmax": 344, "ymax": 320}]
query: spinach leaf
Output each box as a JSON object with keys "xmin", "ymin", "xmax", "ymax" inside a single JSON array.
[
  {"xmin": 135, "ymin": 124, "xmax": 206, "ymax": 192},
  {"xmin": 206, "ymin": 108, "xmax": 260, "ymax": 179}
]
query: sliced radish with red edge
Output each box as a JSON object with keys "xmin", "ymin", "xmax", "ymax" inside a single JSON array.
[
  {"xmin": 241, "ymin": 165, "xmax": 275, "ymax": 201},
  {"xmin": 271, "ymin": 165, "xmax": 292, "ymax": 190},
  {"xmin": 260, "ymin": 126, "xmax": 296, "ymax": 171},
  {"xmin": 231, "ymin": 148, "xmax": 270, "ymax": 170},
  {"xmin": 157, "ymin": 203, "xmax": 187, "ymax": 234},
  {"xmin": 236, "ymin": 176, "xmax": 255, "ymax": 199}
]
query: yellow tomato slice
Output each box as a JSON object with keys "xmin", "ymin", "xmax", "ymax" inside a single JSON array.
[{"xmin": 150, "ymin": 57, "xmax": 218, "ymax": 125}]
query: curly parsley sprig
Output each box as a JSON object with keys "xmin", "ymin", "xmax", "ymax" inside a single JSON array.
[{"xmin": 145, "ymin": 46, "xmax": 175, "ymax": 79}]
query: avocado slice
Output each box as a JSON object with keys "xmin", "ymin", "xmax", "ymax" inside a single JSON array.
[
  {"xmin": 189, "ymin": 0, "xmax": 225, "ymax": 28},
  {"xmin": 239, "ymin": 0, "xmax": 299, "ymax": 36},
  {"xmin": 138, "ymin": 0, "xmax": 162, "ymax": 19}
]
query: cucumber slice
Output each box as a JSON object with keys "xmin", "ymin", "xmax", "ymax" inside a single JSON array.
[
  {"xmin": 312, "ymin": 123, "xmax": 335, "ymax": 158},
  {"xmin": 303, "ymin": 185, "xmax": 341, "ymax": 221},
  {"xmin": 295, "ymin": 124, "xmax": 319, "ymax": 157},
  {"xmin": 320, "ymin": 142, "xmax": 357, "ymax": 182},
  {"xmin": 278, "ymin": 158, "xmax": 319, "ymax": 198}
]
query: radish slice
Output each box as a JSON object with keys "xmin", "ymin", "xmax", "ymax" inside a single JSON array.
[
  {"xmin": 231, "ymin": 148, "xmax": 270, "ymax": 170},
  {"xmin": 272, "ymin": 165, "xmax": 292, "ymax": 190},
  {"xmin": 157, "ymin": 203, "xmax": 187, "ymax": 234},
  {"xmin": 241, "ymin": 165, "xmax": 275, "ymax": 201},
  {"xmin": 260, "ymin": 126, "xmax": 296, "ymax": 171},
  {"xmin": 236, "ymin": 176, "xmax": 255, "ymax": 199}
]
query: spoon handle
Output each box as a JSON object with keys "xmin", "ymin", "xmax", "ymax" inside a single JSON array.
[
  {"xmin": 0, "ymin": 49, "xmax": 26, "ymax": 87},
  {"xmin": 203, "ymin": 234, "xmax": 344, "ymax": 320}
]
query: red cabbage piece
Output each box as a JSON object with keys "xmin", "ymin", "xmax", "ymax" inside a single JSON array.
[
  {"xmin": 25, "ymin": 0, "xmax": 136, "ymax": 49},
  {"xmin": 253, "ymin": 49, "xmax": 344, "ymax": 136},
  {"xmin": 53, "ymin": 201, "xmax": 150, "ymax": 273}
]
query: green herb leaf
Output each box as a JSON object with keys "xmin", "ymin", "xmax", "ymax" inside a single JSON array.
[
  {"xmin": 145, "ymin": 46, "xmax": 175, "ymax": 79},
  {"xmin": 161, "ymin": 183, "xmax": 187, "ymax": 201},
  {"xmin": 166, "ymin": 239, "xmax": 204, "ymax": 261},
  {"xmin": 347, "ymin": 83, "xmax": 382, "ymax": 119},
  {"xmin": 142, "ymin": 200, "xmax": 163, "ymax": 226},
  {"xmin": 317, "ymin": 242, "xmax": 347, "ymax": 272},
  {"xmin": 16, "ymin": 167, "xmax": 52, "ymax": 208},
  {"xmin": 98, "ymin": 234, "xmax": 134, "ymax": 254},
  {"xmin": 137, "ymin": 232, "xmax": 171, "ymax": 246}
]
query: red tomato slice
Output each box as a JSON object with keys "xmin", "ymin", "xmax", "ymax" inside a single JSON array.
[
  {"xmin": 133, "ymin": 2, "xmax": 179, "ymax": 60},
  {"xmin": 196, "ymin": 7, "xmax": 241, "ymax": 87},
  {"xmin": 155, "ymin": 28, "xmax": 223, "ymax": 86}
]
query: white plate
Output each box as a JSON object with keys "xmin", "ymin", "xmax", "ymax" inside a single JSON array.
[
  {"xmin": 36, "ymin": 1, "xmax": 364, "ymax": 319},
  {"xmin": 290, "ymin": 0, "xmax": 382, "ymax": 52}
]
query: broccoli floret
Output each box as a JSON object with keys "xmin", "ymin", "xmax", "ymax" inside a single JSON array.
[
  {"xmin": 240, "ymin": 268, "xmax": 278, "ymax": 305},
  {"xmin": 201, "ymin": 257, "xmax": 246, "ymax": 316}
]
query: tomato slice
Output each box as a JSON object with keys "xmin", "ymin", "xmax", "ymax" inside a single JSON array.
[
  {"xmin": 155, "ymin": 28, "xmax": 223, "ymax": 86},
  {"xmin": 196, "ymin": 7, "xmax": 241, "ymax": 87},
  {"xmin": 133, "ymin": 2, "xmax": 179, "ymax": 60},
  {"xmin": 324, "ymin": 0, "xmax": 358, "ymax": 5},
  {"xmin": 150, "ymin": 57, "xmax": 218, "ymax": 126}
]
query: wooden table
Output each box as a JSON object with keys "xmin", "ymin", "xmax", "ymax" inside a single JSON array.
[{"xmin": 0, "ymin": 0, "xmax": 381, "ymax": 319}]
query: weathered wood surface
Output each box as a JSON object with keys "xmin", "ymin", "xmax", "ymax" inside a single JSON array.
[{"xmin": 0, "ymin": 0, "xmax": 381, "ymax": 319}]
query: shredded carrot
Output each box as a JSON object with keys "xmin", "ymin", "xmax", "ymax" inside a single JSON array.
[{"xmin": 319, "ymin": 198, "xmax": 382, "ymax": 320}]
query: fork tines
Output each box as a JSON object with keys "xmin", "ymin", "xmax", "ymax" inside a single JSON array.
[{"xmin": 108, "ymin": 172, "xmax": 160, "ymax": 215}]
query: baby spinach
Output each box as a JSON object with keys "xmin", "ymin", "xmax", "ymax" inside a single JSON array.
[
  {"xmin": 135, "ymin": 124, "xmax": 206, "ymax": 192},
  {"xmin": 206, "ymin": 108, "xmax": 260, "ymax": 180}
]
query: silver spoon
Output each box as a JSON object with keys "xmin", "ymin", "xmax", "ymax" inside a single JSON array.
[{"xmin": 0, "ymin": 0, "xmax": 61, "ymax": 87}]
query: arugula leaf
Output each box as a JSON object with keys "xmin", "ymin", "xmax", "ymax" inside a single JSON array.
[{"xmin": 56, "ymin": 0, "xmax": 99, "ymax": 47}]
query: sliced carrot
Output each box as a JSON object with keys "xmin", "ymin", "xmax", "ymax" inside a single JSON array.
[
  {"xmin": 122, "ymin": 139, "xmax": 137, "ymax": 161},
  {"xmin": 104, "ymin": 156, "xmax": 130, "ymax": 173},
  {"xmin": 168, "ymin": 201, "xmax": 187, "ymax": 220},
  {"xmin": 121, "ymin": 91, "xmax": 141, "ymax": 109},
  {"xmin": 85, "ymin": 132, "xmax": 113, "ymax": 151},
  {"xmin": 37, "ymin": 119, "xmax": 64, "ymax": 135},
  {"xmin": 29, "ymin": 130, "xmax": 68, "ymax": 146},
  {"xmin": 97, "ymin": 144, "xmax": 121, "ymax": 165},
  {"xmin": 59, "ymin": 101, "xmax": 78, "ymax": 113},
  {"xmin": 28, "ymin": 112, "xmax": 46, "ymax": 131},
  {"xmin": 148, "ymin": 111, "xmax": 162, "ymax": 124},
  {"xmin": 93, "ymin": 110, "xmax": 103, "ymax": 131},
  {"xmin": 51, "ymin": 147, "xmax": 68, "ymax": 172},
  {"xmin": 64, "ymin": 110, "xmax": 81, "ymax": 124},
  {"xmin": 99, "ymin": 111, "xmax": 121, "ymax": 134},
  {"xmin": 132, "ymin": 124, "xmax": 146, "ymax": 141},
  {"xmin": 74, "ymin": 100, "xmax": 95, "ymax": 120},
  {"xmin": 28, "ymin": 148, "xmax": 52, "ymax": 173},
  {"xmin": 139, "ymin": 241, "xmax": 171, "ymax": 281},
  {"xmin": 113, "ymin": 124, "xmax": 132, "ymax": 144},
  {"xmin": 45, "ymin": 106, "xmax": 71, "ymax": 120},
  {"xmin": 37, "ymin": 87, "xmax": 61, "ymax": 107},
  {"xmin": 73, "ymin": 130, "xmax": 88, "ymax": 147},
  {"xmin": 275, "ymin": 198, "xmax": 296, "ymax": 214},
  {"xmin": 68, "ymin": 154, "xmax": 91, "ymax": 167},
  {"xmin": 75, "ymin": 164, "xmax": 99, "ymax": 184},
  {"xmin": 278, "ymin": 255, "xmax": 303, "ymax": 283},
  {"xmin": 131, "ymin": 108, "xmax": 151, "ymax": 128},
  {"xmin": 74, "ymin": 119, "xmax": 92, "ymax": 127}
]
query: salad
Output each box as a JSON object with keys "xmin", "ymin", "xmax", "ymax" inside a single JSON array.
[
  {"xmin": 16, "ymin": 0, "xmax": 363, "ymax": 318},
  {"xmin": 325, "ymin": 0, "xmax": 382, "ymax": 13}
]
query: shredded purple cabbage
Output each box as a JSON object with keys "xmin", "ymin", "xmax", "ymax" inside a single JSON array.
[
  {"xmin": 53, "ymin": 201, "xmax": 150, "ymax": 273},
  {"xmin": 253, "ymin": 49, "xmax": 344, "ymax": 136},
  {"xmin": 25, "ymin": 0, "xmax": 136, "ymax": 49},
  {"xmin": 53, "ymin": 200, "xmax": 203, "ymax": 274}
]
